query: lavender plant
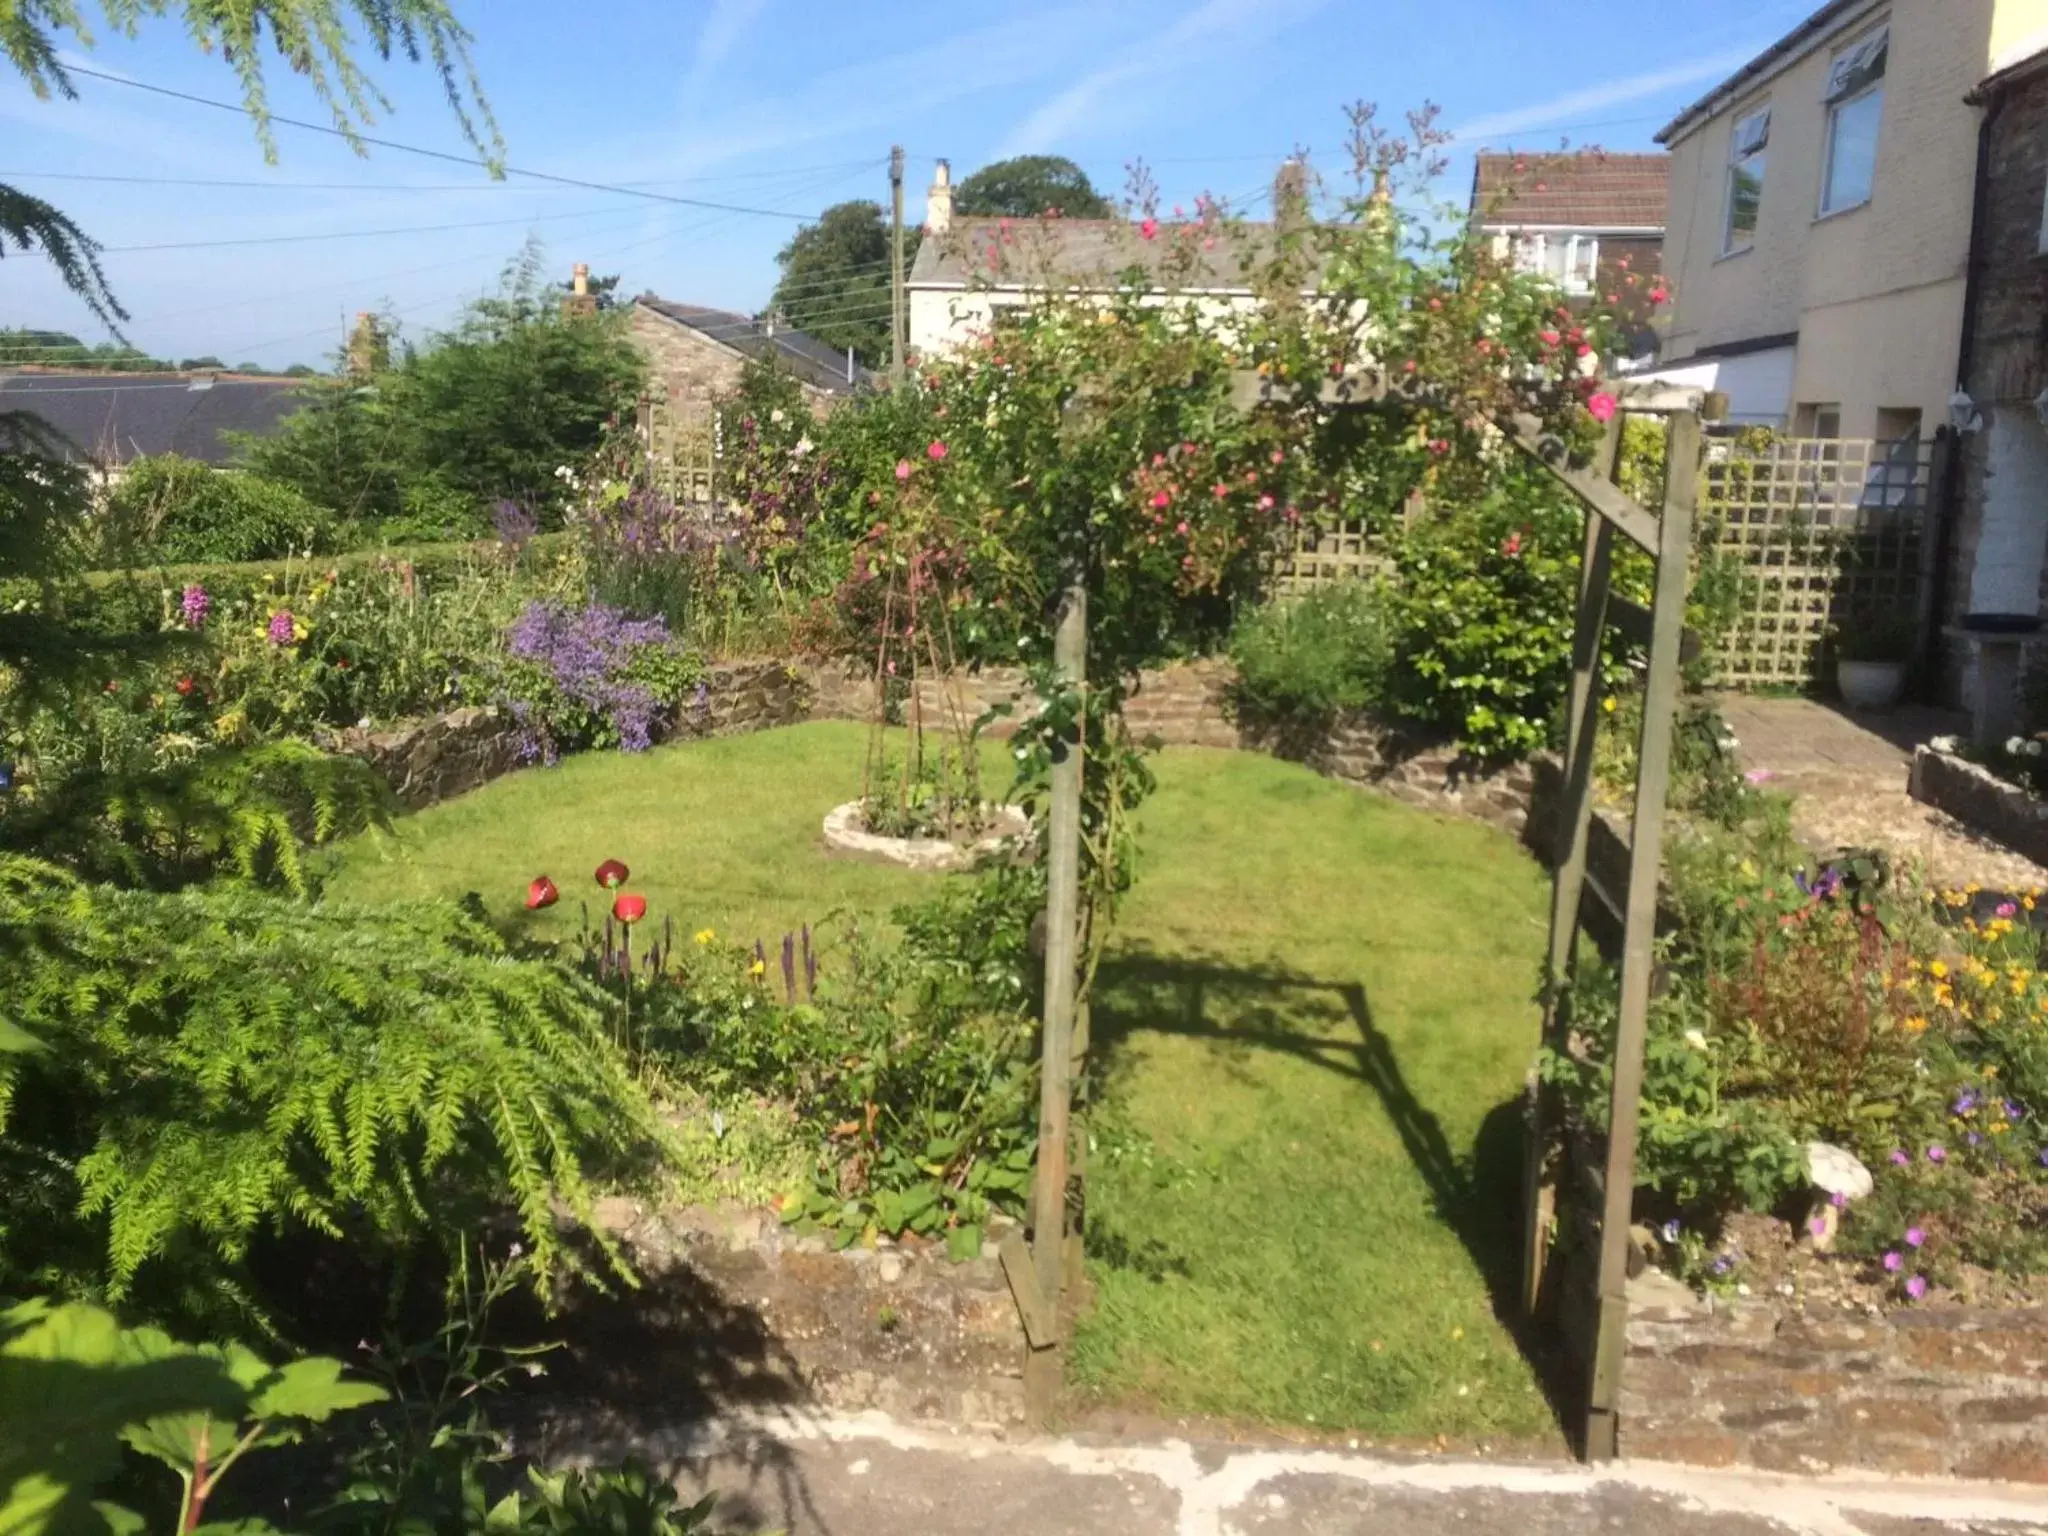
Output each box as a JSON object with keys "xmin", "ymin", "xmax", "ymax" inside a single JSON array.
[{"xmin": 497, "ymin": 599, "xmax": 698, "ymax": 760}]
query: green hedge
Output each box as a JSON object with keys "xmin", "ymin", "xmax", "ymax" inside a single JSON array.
[{"xmin": 8, "ymin": 534, "xmax": 571, "ymax": 638}]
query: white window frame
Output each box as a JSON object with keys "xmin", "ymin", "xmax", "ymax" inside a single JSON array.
[
  {"xmin": 1724, "ymin": 105, "xmax": 1770, "ymax": 254},
  {"xmin": 1819, "ymin": 25, "xmax": 1887, "ymax": 217}
]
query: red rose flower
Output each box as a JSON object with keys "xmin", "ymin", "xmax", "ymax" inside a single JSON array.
[
  {"xmin": 526, "ymin": 875, "xmax": 559, "ymax": 910},
  {"xmin": 174, "ymin": 677, "xmax": 195, "ymax": 696},
  {"xmin": 594, "ymin": 858, "xmax": 630, "ymax": 889},
  {"xmin": 612, "ymin": 892, "xmax": 647, "ymax": 925}
]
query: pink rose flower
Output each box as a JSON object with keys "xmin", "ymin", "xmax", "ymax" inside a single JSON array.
[
  {"xmin": 1139, "ymin": 218, "xmax": 1159, "ymax": 241},
  {"xmin": 1587, "ymin": 393, "xmax": 1618, "ymax": 423},
  {"xmin": 895, "ymin": 460, "xmax": 912, "ymax": 482},
  {"xmin": 927, "ymin": 439, "xmax": 948, "ymax": 461}
]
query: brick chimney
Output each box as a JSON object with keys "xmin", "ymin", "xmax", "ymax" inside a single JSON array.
[
  {"xmin": 345, "ymin": 311, "xmax": 386, "ymax": 378},
  {"xmin": 926, "ymin": 159, "xmax": 952, "ymax": 235},
  {"xmin": 563, "ymin": 261, "xmax": 598, "ymax": 318}
]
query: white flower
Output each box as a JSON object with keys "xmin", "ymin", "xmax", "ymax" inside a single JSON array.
[
  {"xmin": 1930, "ymin": 735, "xmax": 1959, "ymax": 754},
  {"xmin": 792, "ymin": 436, "xmax": 813, "ymax": 457},
  {"xmin": 1684, "ymin": 1029, "xmax": 1708, "ymax": 1050},
  {"xmin": 2008, "ymin": 736, "xmax": 2028, "ymax": 757},
  {"xmin": 770, "ymin": 408, "xmax": 786, "ymax": 424},
  {"xmin": 2028, "ymin": 740, "xmax": 2044, "ymax": 758}
]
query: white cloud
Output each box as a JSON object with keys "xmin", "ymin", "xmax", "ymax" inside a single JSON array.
[
  {"xmin": 683, "ymin": 0, "xmax": 770, "ymax": 97},
  {"xmin": 999, "ymin": 0, "xmax": 1326, "ymax": 156},
  {"xmin": 1441, "ymin": 47, "xmax": 1765, "ymax": 146}
]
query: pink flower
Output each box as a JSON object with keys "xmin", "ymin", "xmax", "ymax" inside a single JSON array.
[
  {"xmin": 1212, "ymin": 481, "xmax": 1230, "ymax": 498},
  {"xmin": 1998, "ymin": 901, "xmax": 2018, "ymax": 918},
  {"xmin": 927, "ymin": 439, "xmax": 948, "ymax": 461},
  {"xmin": 895, "ymin": 460, "xmax": 912, "ymax": 482},
  {"xmin": 1175, "ymin": 520, "xmax": 1189, "ymax": 535},
  {"xmin": 1649, "ymin": 286, "xmax": 1670, "ymax": 305},
  {"xmin": 1906, "ymin": 1275, "xmax": 1929, "ymax": 1300},
  {"xmin": 1882, "ymin": 1251, "xmax": 1903, "ymax": 1272},
  {"xmin": 1587, "ymin": 393, "xmax": 1618, "ymax": 423},
  {"xmin": 1540, "ymin": 329, "xmax": 1561, "ymax": 347},
  {"xmin": 1139, "ymin": 217, "xmax": 1159, "ymax": 241},
  {"xmin": 1257, "ymin": 494, "xmax": 1275, "ymax": 510},
  {"xmin": 1270, "ymin": 450, "xmax": 1285, "ymax": 465},
  {"xmin": 1501, "ymin": 532, "xmax": 1523, "ymax": 558},
  {"xmin": 1151, "ymin": 491, "xmax": 1171, "ymax": 510}
]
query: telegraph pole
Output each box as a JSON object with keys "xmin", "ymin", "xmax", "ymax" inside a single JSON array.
[{"xmin": 889, "ymin": 144, "xmax": 907, "ymax": 387}]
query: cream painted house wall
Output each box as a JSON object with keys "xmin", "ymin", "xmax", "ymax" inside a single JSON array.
[
  {"xmin": 1660, "ymin": 0, "xmax": 2048, "ymax": 438},
  {"xmin": 908, "ymin": 286, "xmax": 1263, "ymax": 358}
]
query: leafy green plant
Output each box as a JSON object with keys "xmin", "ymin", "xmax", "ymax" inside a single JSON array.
[
  {"xmin": 0, "ymin": 855, "xmax": 665, "ymax": 1325},
  {"xmin": 1, "ymin": 1295, "xmax": 381, "ymax": 1536},
  {"xmin": 101, "ymin": 457, "xmax": 335, "ymax": 567},
  {"xmin": 1227, "ymin": 582, "xmax": 1393, "ymax": 748}
]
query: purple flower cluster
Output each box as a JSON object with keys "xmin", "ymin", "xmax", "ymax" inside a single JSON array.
[
  {"xmin": 493, "ymin": 499, "xmax": 539, "ymax": 546},
  {"xmin": 267, "ymin": 609, "xmax": 296, "ymax": 647},
  {"xmin": 181, "ymin": 583, "xmax": 210, "ymax": 629},
  {"xmin": 505, "ymin": 599, "xmax": 672, "ymax": 754}
]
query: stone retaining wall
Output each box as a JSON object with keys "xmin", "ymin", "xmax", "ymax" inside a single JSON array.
[
  {"xmin": 1911, "ymin": 744, "xmax": 2048, "ymax": 871},
  {"xmin": 337, "ymin": 655, "xmax": 1549, "ymax": 842},
  {"xmin": 1621, "ymin": 1272, "xmax": 2048, "ymax": 1481}
]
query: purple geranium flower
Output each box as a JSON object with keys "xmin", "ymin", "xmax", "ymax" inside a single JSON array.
[
  {"xmin": 1882, "ymin": 1251, "xmax": 1903, "ymax": 1273},
  {"xmin": 1927, "ymin": 1145, "xmax": 1948, "ymax": 1164},
  {"xmin": 181, "ymin": 583, "xmax": 210, "ymax": 629},
  {"xmin": 1906, "ymin": 1275, "xmax": 1929, "ymax": 1301},
  {"xmin": 1905, "ymin": 1226, "xmax": 1926, "ymax": 1248},
  {"xmin": 1954, "ymin": 1092, "xmax": 1979, "ymax": 1116},
  {"xmin": 1889, "ymin": 1149, "xmax": 1910, "ymax": 1167}
]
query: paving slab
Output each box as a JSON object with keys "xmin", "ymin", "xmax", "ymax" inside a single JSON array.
[{"xmin": 524, "ymin": 1409, "xmax": 2048, "ymax": 1535}]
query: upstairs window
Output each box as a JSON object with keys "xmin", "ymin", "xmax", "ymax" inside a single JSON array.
[
  {"xmin": 1725, "ymin": 106, "xmax": 1770, "ymax": 252},
  {"xmin": 1513, "ymin": 232, "xmax": 1601, "ymax": 294},
  {"xmin": 1821, "ymin": 25, "xmax": 1886, "ymax": 215}
]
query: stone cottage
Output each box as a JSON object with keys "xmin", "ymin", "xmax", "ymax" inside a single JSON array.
[{"xmin": 628, "ymin": 295, "xmax": 867, "ymax": 422}]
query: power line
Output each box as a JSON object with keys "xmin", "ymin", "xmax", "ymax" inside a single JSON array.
[
  {"xmin": 99, "ymin": 201, "xmax": 642, "ymax": 254},
  {"xmin": 61, "ymin": 64, "xmax": 864, "ymax": 223},
  {"xmin": 0, "ymin": 159, "xmax": 880, "ymax": 195}
]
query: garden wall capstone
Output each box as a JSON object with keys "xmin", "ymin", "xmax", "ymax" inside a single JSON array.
[
  {"xmin": 1911, "ymin": 744, "xmax": 2048, "ymax": 870},
  {"xmin": 1620, "ymin": 1271, "xmax": 2048, "ymax": 1481}
]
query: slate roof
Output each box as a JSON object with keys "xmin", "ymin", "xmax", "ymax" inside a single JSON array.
[
  {"xmin": 0, "ymin": 371, "xmax": 310, "ymax": 466},
  {"xmin": 1469, "ymin": 152, "xmax": 1670, "ymax": 231},
  {"xmin": 908, "ymin": 218, "xmax": 1279, "ymax": 292},
  {"xmin": 634, "ymin": 297, "xmax": 866, "ymax": 394}
]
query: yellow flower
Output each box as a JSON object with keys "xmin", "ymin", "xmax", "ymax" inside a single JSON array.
[
  {"xmin": 1603, "ymin": 697, "xmax": 1618, "ymax": 713},
  {"xmin": 694, "ymin": 928, "xmax": 716, "ymax": 946},
  {"xmin": 1991, "ymin": 1120, "xmax": 2011, "ymax": 1136},
  {"xmin": 748, "ymin": 958, "xmax": 767, "ymax": 977},
  {"xmin": 1904, "ymin": 1016, "xmax": 1929, "ymax": 1034},
  {"xmin": 1929, "ymin": 960, "xmax": 1950, "ymax": 979}
]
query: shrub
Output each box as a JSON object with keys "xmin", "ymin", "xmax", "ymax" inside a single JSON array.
[
  {"xmin": 1228, "ymin": 582, "xmax": 1393, "ymax": 745},
  {"xmin": 102, "ymin": 456, "xmax": 334, "ymax": 565},
  {"xmin": 0, "ymin": 854, "xmax": 665, "ymax": 1326}
]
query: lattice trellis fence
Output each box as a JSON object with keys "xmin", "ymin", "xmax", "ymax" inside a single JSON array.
[
  {"xmin": 635, "ymin": 395, "xmax": 717, "ymax": 504},
  {"xmin": 1271, "ymin": 516, "xmax": 1393, "ymax": 594},
  {"xmin": 1702, "ymin": 436, "xmax": 1932, "ymax": 690}
]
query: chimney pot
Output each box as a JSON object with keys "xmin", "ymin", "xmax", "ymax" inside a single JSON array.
[
  {"xmin": 927, "ymin": 158, "xmax": 953, "ymax": 236},
  {"xmin": 572, "ymin": 262, "xmax": 590, "ymax": 297}
]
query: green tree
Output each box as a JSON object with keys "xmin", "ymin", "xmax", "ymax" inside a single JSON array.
[
  {"xmin": 954, "ymin": 154, "xmax": 1111, "ymax": 219},
  {"xmin": 0, "ymin": 1, "xmax": 499, "ymax": 329},
  {"xmin": 769, "ymin": 199, "xmax": 910, "ymax": 369}
]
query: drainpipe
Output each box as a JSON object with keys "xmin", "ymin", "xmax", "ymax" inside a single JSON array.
[{"xmin": 1925, "ymin": 87, "xmax": 2005, "ymax": 699}]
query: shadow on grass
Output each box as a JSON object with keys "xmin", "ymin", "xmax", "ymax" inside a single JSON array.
[{"xmin": 1088, "ymin": 947, "xmax": 1579, "ymax": 1442}]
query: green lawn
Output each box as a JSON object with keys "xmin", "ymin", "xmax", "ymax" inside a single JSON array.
[{"xmin": 322, "ymin": 722, "xmax": 1557, "ymax": 1441}]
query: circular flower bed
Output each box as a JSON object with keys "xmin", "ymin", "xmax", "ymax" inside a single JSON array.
[{"xmin": 820, "ymin": 801, "xmax": 1030, "ymax": 873}]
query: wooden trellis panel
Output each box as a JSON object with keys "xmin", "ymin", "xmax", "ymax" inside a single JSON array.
[
  {"xmin": 1271, "ymin": 517, "xmax": 1393, "ymax": 594},
  {"xmin": 636, "ymin": 395, "xmax": 717, "ymax": 504},
  {"xmin": 1704, "ymin": 436, "xmax": 1932, "ymax": 689}
]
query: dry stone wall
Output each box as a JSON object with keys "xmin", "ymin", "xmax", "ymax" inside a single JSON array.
[{"xmin": 1622, "ymin": 1272, "xmax": 2048, "ymax": 1481}]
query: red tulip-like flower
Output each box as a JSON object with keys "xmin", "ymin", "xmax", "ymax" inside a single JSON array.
[
  {"xmin": 526, "ymin": 875, "xmax": 559, "ymax": 910},
  {"xmin": 612, "ymin": 892, "xmax": 647, "ymax": 925},
  {"xmin": 594, "ymin": 858, "xmax": 630, "ymax": 889}
]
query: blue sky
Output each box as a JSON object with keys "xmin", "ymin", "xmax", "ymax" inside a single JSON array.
[{"xmin": 0, "ymin": 0, "xmax": 1819, "ymax": 371}]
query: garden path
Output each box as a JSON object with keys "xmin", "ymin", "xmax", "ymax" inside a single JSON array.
[
  {"xmin": 1716, "ymin": 695, "xmax": 2048, "ymax": 892},
  {"xmin": 541, "ymin": 1407, "xmax": 2048, "ymax": 1534}
]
